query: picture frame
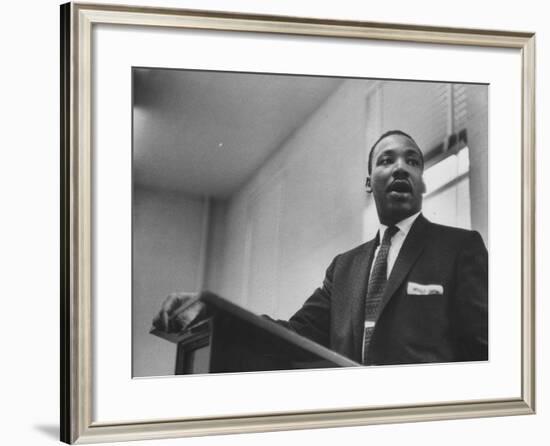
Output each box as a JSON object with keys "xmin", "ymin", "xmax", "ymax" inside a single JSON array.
[{"xmin": 60, "ymin": 2, "xmax": 535, "ymax": 444}]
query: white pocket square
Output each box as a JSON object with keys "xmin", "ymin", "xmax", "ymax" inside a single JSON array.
[{"xmin": 407, "ymin": 282, "xmax": 444, "ymax": 295}]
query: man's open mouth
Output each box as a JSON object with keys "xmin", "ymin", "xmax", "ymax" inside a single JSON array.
[{"xmin": 387, "ymin": 180, "xmax": 412, "ymax": 194}]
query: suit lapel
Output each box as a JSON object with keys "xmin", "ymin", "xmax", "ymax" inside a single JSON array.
[
  {"xmin": 374, "ymin": 214, "xmax": 431, "ymax": 321},
  {"xmin": 350, "ymin": 237, "xmax": 377, "ymax": 361}
]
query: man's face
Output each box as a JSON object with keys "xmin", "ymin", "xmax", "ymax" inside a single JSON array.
[{"xmin": 366, "ymin": 134, "xmax": 425, "ymax": 225}]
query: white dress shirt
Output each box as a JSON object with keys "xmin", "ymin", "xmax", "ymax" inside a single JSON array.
[{"xmin": 370, "ymin": 211, "xmax": 422, "ymax": 280}]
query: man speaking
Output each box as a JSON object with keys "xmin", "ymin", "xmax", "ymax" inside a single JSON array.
[{"xmin": 153, "ymin": 130, "xmax": 488, "ymax": 366}]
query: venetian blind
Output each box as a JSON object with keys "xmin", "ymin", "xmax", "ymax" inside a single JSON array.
[{"xmin": 378, "ymin": 81, "xmax": 469, "ymax": 158}]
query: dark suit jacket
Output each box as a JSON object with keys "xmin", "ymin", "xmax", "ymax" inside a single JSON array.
[{"xmin": 281, "ymin": 214, "xmax": 488, "ymax": 366}]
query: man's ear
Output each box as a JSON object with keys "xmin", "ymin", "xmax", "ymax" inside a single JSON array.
[{"xmin": 365, "ymin": 176, "xmax": 372, "ymax": 193}]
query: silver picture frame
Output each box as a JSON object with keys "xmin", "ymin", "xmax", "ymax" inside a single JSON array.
[{"xmin": 60, "ymin": 2, "xmax": 535, "ymax": 443}]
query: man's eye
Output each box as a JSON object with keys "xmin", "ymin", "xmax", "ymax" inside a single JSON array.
[
  {"xmin": 379, "ymin": 158, "xmax": 392, "ymax": 165},
  {"xmin": 408, "ymin": 158, "xmax": 420, "ymax": 166}
]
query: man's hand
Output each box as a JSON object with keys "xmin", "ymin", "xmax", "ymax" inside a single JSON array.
[{"xmin": 151, "ymin": 292, "xmax": 201, "ymax": 333}]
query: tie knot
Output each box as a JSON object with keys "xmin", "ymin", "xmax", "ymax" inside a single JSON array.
[{"xmin": 381, "ymin": 225, "xmax": 399, "ymax": 245}]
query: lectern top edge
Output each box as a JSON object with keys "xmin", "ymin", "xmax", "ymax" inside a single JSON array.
[{"xmin": 200, "ymin": 291, "xmax": 360, "ymax": 368}]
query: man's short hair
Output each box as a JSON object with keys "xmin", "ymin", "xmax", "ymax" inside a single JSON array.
[{"xmin": 367, "ymin": 130, "xmax": 424, "ymax": 174}]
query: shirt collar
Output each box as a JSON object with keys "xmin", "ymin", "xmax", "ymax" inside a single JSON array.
[{"xmin": 379, "ymin": 211, "xmax": 422, "ymax": 241}]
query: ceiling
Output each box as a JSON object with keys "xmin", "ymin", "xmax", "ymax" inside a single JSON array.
[{"xmin": 133, "ymin": 68, "xmax": 343, "ymax": 198}]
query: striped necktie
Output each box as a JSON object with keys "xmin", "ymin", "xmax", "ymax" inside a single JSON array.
[{"xmin": 362, "ymin": 225, "xmax": 399, "ymax": 364}]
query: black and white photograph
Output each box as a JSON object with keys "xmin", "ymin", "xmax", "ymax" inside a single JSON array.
[
  {"xmin": 132, "ymin": 69, "xmax": 488, "ymax": 378},
  {"xmin": 53, "ymin": 1, "xmax": 537, "ymax": 444}
]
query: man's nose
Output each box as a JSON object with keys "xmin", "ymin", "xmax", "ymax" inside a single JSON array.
[{"xmin": 392, "ymin": 159, "xmax": 409, "ymax": 178}]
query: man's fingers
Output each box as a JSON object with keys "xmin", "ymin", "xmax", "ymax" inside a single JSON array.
[
  {"xmin": 151, "ymin": 296, "xmax": 177, "ymax": 331},
  {"xmin": 161, "ymin": 294, "xmax": 178, "ymax": 314},
  {"xmin": 161, "ymin": 309, "xmax": 169, "ymax": 332},
  {"xmin": 159, "ymin": 294, "xmax": 180, "ymax": 330},
  {"xmin": 154, "ymin": 292, "xmax": 198, "ymax": 332},
  {"xmin": 151, "ymin": 313, "xmax": 164, "ymax": 331}
]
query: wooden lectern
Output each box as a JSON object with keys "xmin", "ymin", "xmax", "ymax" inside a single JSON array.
[{"xmin": 151, "ymin": 291, "xmax": 360, "ymax": 374}]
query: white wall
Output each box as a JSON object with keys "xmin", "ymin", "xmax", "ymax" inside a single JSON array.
[
  {"xmin": 467, "ymin": 85, "xmax": 489, "ymax": 243},
  {"xmin": 206, "ymin": 79, "xmax": 370, "ymax": 318},
  {"xmin": 2, "ymin": 1, "xmax": 547, "ymax": 446},
  {"xmin": 133, "ymin": 187, "xmax": 207, "ymax": 377}
]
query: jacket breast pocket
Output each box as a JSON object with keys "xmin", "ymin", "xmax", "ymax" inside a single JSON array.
[{"xmin": 406, "ymin": 281, "xmax": 444, "ymax": 296}]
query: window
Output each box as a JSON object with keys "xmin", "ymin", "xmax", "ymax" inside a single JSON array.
[{"xmin": 422, "ymin": 146, "xmax": 471, "ymax": 230}]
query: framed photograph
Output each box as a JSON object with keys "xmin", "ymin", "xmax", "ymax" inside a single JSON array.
[{"xmin": 61, "ymin": 2, "xmax": 535, "ymax": 444}]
